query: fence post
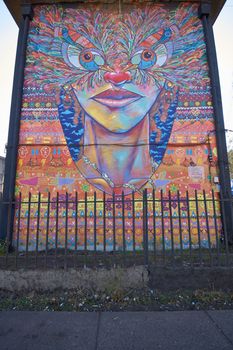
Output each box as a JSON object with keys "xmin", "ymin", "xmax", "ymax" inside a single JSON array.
[
  {"xmin": 1, "ymin": 5, "xmax": 33, "ymax": 240},
  {"xmin": 143, "ymin": 189, "xmax": 148, "ymax": 267},
  {"xmin": 0, "ymin": 192, "xmax": 2, "ymax": 240},
  {"xmin": 199, "ymin": 4, "xmax": 233, "ymax": 243}
]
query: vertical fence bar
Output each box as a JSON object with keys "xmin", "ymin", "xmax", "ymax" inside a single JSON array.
[
  {"xmin": 211, "ymin": 189, "xmax": 220, "ymax": 265},
  {"xmin": 143, "ymin": 189, "xmax": 148, "ymax": 267},
  {"xmin": 122, "ymin": 191, "xmax": 126, "ymax": 265},
  {"xmin": 152, "ymin": 189, "xmax": 156, "ymax": 262},
  {"xmin": 45, "ymin": 192, "xmax": 50, "ymax": 269},
  {"xmin": 195, "ymin": 190, "xmax": 202, "ymax": 264},
  {"xmin": 219, "ymin": 190, "xmax": 229, "ymax": 266},
  {"xmin": 103, "ymin": 191, "xmax": 106, "ymax": 253},
  {"xmin": 55, "ymin": 192, "xmax": 59, "ymax": 269},
  {"xmin": 94, "ymin": 192, "xmax": 97, "ymax": 264},
  {"xmin": 84, "ymin": 191, "xmax": 88, "ymax": 267},
  {"xmin": 74, "ymin": 191, "xmax": 78, "ymax": 268},
  {"xmin": 25, "ymin": 192, "xmax": 32, "ymax": 268},
  {"xmin": 64, "ymin": 192, "xmax": 68, "ymax": 270},
  {"xmin": 35, "ymin": 192, "xmax": 41, "ymax": 268},
  {"xmin": 203, "ymin": 190, "xmax": 212, "ymax": 266},
  {"xmin": 15, "ymin": 192, "xmax": 22, "ymax": 268},
  {"xmin": 161, "ymin": 190, "xmax": 165, "ymax": 265},
  {"xmin": 177, "ymin": 191, "xmax": 183, "ymax": 260},
  {"xmin": 5, "ymin": 196, "xmax": 13, "ymax": 268},
  {"xmin": 132, "ymin": 191, "xmax": 136, "ymax": 258},
  {"xmin": 168, "ymin": 190, "xmax": 174, "ymax": 264},
  {"xmin": 186, "ymin": 191, "xmax": 192, "ymax": 265},
  {"xmin": 112, "ymin": 191, "xmax": 116, "ymax": 266}
]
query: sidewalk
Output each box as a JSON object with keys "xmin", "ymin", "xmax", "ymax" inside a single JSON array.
[{"xmin": 0, "ymin": 310, "xmax": 233, "ymax": 350}]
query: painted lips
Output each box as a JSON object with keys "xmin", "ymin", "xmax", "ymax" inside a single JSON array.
[{"xmin": 92, "ymin": 88, "xmax": 143, "ymax": 108}]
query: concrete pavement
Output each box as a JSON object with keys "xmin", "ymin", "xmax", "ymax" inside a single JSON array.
[{"xmin": 0, "ymin": 310, "xmax": 233, "ymax": 350}]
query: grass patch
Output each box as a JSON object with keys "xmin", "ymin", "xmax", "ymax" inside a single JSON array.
[{"xmin": 0, "ymin": 288, "xmax": 233, "ymax": 312}]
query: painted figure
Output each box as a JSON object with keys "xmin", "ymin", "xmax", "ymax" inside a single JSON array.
[{"xmin": 25, "ymin": 4, "xmax": 208, "ymax": 194}]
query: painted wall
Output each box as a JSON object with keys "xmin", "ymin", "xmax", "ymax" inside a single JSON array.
[{"xmin": 14, "ymin": 2, "xmax": 221, "ymax": 250}]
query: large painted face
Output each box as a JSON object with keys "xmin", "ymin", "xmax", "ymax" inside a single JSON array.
[
  {"xmin": 61, "ymin": 11, "xmax": 173, "ymax": 132},
  {"xmin": 26, "ymin": 4, "xmax": 207, "ymax": 173}
]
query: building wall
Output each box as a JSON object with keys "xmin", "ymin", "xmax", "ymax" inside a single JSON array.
[
  {"xmin": 14, "ymin": 2, "xmax": 221, "ymax": 250},
  {"xmin": 0, "ymin": 157, "xmax": 5, "ymax": 193}
]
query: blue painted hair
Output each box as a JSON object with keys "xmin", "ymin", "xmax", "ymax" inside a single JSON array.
[{"xmin": 58, "ymin": 86, "xmax": 179, "ymax": 167}]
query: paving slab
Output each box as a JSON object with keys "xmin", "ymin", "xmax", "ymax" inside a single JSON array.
[
  {"xmin": 207, "ymin": 310, "xmax": 233, "ymax": 345},
  {"xmin": 0, "ymin": 311, "xmax": 233, "ymax": 350},
  {"xmin": 97, "ymin": 311, "xmax": 233, "ymax": 350},
  {"xmin": 0, "ymin": 311, "xmax": 99, "ymax": 350}
]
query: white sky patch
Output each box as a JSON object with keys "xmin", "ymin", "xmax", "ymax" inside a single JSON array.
[{"xmin": 213, "ymin": 0, "xmax": 233, "ymax": 132}]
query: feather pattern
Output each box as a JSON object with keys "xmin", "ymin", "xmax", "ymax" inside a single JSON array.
[{"xmin": 25, "ymin": 4, "xmax": 208, "ymax": 90}]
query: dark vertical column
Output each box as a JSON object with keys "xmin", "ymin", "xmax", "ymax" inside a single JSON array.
[
  {"xmin": 0, "ymin": 5, "xmax": 33, "ymax": 240},
  {"xmin": 199, "ymin": 3, "xmax": 233, "ymax": 242}
]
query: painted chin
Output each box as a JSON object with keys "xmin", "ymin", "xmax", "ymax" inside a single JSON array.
[
  {"xmin": 93, "ymin": 102, "xmax": 148, "ymax": 132},
  {"xmin": 74, "ymin": 86, "xmax": 160, "ymax": 131}
]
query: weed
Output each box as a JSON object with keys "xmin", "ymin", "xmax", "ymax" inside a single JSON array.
[{"xmin": 0, "ymin": 239, "xmax": 6, "ymax": 256}]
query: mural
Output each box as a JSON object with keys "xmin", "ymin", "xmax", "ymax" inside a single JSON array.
[{"xmin": 14, "ymin": 2, "xmax": 221, "ymax": 251}]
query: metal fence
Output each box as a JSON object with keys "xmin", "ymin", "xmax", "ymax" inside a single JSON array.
[{"xmin": 0, "ymin": 189, "xmax": 232, "ymax": 270}]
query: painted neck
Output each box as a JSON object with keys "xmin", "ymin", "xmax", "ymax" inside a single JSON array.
[{"xmin": 77, "ymin": 115, "xmax": 152, "ymax": 194}]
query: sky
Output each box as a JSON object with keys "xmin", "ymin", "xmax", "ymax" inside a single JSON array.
[{"xmin": 0, "ymin": 0, "xmax": 233, "ymax": 157}]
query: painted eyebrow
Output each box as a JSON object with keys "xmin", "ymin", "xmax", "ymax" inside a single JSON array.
[
  {"xmin": 62, "ymin": 28, "xmax": 95, "ymax": 50},
  {"xmin": 140, "ymin": 28, "xmax": 172, "ymax": 48}
]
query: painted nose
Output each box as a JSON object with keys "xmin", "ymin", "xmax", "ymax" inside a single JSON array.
[{"xmin": 104, "ymin": 71, "xmax": 132, "ymax": 85}]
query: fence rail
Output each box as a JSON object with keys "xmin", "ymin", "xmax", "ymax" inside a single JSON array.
[{"xmin": 0, "ymin": 189, "xmax": 232, "ymax": 270}]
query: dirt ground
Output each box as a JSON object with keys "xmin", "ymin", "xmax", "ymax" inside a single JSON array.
[
  {"xmin": 148, "ymin": 266, "xmax": 233, "ymax": 292},
  {"xmin": 0, "ymin": 266, "xmax": 233, "ymax": 312}
]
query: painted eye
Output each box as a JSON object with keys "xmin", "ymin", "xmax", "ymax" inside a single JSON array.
[
  {"xmin": 79, "ymin": 49, "xmax": 105, "ymax": 71},
  {"xmin": 131, "ymin": 45, "xmax": 168, "ymax": 70},
  {"xmin": 141, "ymin": 50, "xmax": 155, "ymax": 62},
  {"xmin": 66, "ymin": 45, "xmax": 105, "ymax": 71},
  {"xmin": 81, "ymin": 51, "xmax": 93, "ymax": 62},
  {"xmin": 131, "ymin": 49, "xmax": 156, "ymax": 69},
  {"xmin": 139, "ymin": 49, "xmax": 157, "ymax": 69}
]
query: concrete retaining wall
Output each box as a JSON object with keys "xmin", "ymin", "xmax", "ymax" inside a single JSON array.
[
  {"xmin": 0, "ymin": 266, "xmax": 148, "ymax": 292},
  {"xmin": 1, "ymin": 266, "xmax": 233, "ymax": 293}
]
